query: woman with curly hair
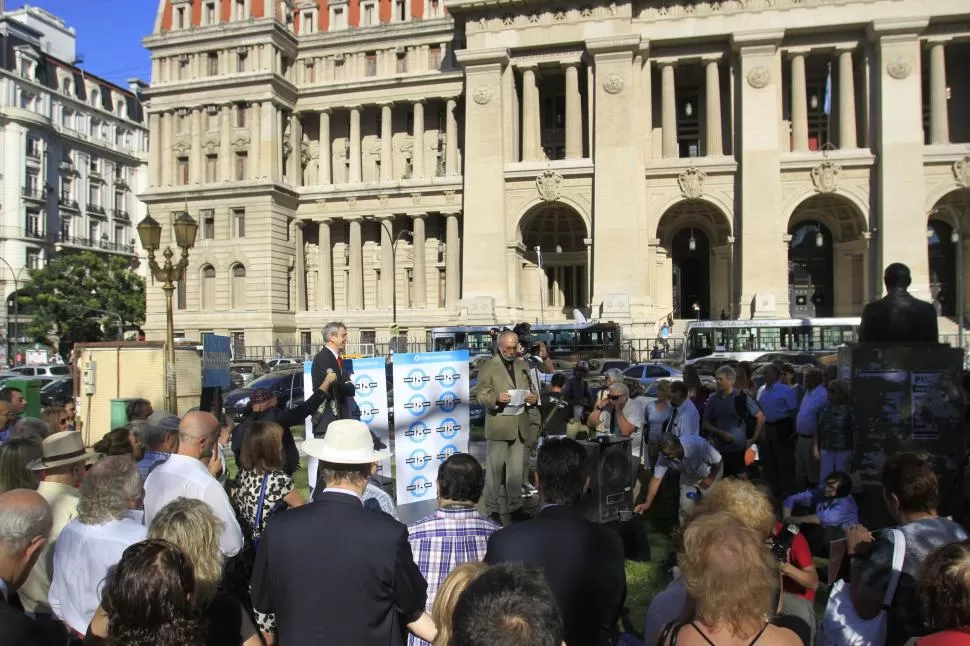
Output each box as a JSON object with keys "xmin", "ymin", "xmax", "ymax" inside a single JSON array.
[
  {"xmin": 914, "ymin": 539, "xmax": 970, "ymax": 645},
  {"xmin": 97, "ymin": 539, "xmax": 205, "ymax": 646},
  {"xmin": 147, "ymin": 497, "xmax": 261, "ymax": 646},
  {"xmin": 661, "ymin": 511, "xmax": 800, "ymax": 645}
]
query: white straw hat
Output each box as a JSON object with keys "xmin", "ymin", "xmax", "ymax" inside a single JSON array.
[{"xmin": 302, "ymin": 419, "xmax": 391, "ymax": 464}]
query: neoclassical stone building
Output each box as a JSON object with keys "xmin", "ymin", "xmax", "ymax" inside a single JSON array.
[{"xmin": 141, "ymin": 0, "xmax": 970, "ymax": 350}]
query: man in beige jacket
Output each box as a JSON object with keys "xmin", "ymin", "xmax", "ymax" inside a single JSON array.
[{"xmin": 475, "ymin": 331, "xmax": 537, "ymax": 525}]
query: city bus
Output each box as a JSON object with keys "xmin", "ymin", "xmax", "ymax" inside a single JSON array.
[
  {"xmin": 429, "ymin": 322, "xmax": 622, "ymax": 360},
  {"xmin": 683, "ymin": 317, "xmax": 861, "ymax": 364}
]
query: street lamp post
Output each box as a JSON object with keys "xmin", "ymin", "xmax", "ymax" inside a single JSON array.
[
  {"xmin": 0, "ymin": 256, "xmax": 25, "ymax": 364},
  {"xmin": 137, "ymin": 211, "xmax": 198, "ymax": 413}
]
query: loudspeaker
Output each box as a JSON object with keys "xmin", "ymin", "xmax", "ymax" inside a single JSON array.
[{"xmin": 579, "ymin": 436, "xmax": 634, "ymax": 524}]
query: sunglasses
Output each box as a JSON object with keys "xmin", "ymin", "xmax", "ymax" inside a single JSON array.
[{"xmin": 608, "ymin": 395, "xmax": 621, "ymax": 401}]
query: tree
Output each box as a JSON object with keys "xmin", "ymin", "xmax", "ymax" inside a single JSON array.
[{"xmin": 17, "ymin": 252, "xmax": 146, "ymax": 356}]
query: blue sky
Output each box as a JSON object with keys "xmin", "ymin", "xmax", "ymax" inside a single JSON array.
[{"xmin": 7, "ymin": 0, "xmax": 156, "ymax": 87}]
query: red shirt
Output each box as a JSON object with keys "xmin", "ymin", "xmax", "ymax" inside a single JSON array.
[
  {"xmin": 918, "ymin": 630, "xmax": 970, "ymax": 646},
  {"xmin": 774, "ymin": 522, "xmax": 816, "ymax": 601}
]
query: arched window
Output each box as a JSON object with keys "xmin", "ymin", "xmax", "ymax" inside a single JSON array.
[
  {"xmin": 201, "ymin": 265, "xmax": 216, "ymax": 310},
  {"xmin": 231, "ymin": 264, "xmax": 246, "ymax": 309}
]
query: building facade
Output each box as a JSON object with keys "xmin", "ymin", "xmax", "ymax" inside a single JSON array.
[
  {"xmin": 142, "ymin": 0, "xmax": 970, "ymax": 351},
  {"xmin": 0, "ymin": 6, "xmax": 149, "ymax": 361}
]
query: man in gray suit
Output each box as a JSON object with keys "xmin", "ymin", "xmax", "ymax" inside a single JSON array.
[{"xmin": 475, "ymin": 331, "xmax": 537, "ymax": 525}]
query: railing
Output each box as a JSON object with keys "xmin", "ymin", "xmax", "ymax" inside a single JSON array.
[
  {"xmin": 86, "ymin": 204, "xmax": 106, "ymax": 216},
  {"xmin": 622, "ymin": 337, "xmax": 686, "ymax": 365},
  {"xmin": 112, "ymin": 209, "xmax": 130, "ymax": 221},
  {"xmin": 21, "ymin": 186, "xmax": 46, "ymax": 201},
  {"xmin": 53, "ymin": 233, "xmax": 134, "ymax": 254},
  {"xmin": 24, "ymin": 228, "xmax": 45, "ymax": 241},
  {"xmin": 58, "ymin": 197, "xmax": 80, "ymax": 210},
  {"xmin": 236, "ymin": 340, "xmax": 430, "ymax": 361}
]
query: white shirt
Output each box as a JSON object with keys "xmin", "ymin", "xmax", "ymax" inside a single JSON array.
[
  {"xmin": 653, "ymin": 435, "xmax": 722, "ymax": 485},
  {"xmin": 49, "ymin": 515, "xmax": 147, "ymax": 634},
  {"xmin": 19, "ymin": 480, "xmax": 80, "ymax": 613},
  {"xmin": 144, "ymin": 453, "xmax": 244, "ymax": 556},
  {"xmin": 670, "ymin": 399, "xmax": 700, "ymax": 438},
  {"xmin": 599, "ymin": 399, "xmax": 646, "ymax": 458}
]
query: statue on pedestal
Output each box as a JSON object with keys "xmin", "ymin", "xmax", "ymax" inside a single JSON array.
[{"xmin": 859, "ymin": 263, "xmax": 939, "ymax": 344}]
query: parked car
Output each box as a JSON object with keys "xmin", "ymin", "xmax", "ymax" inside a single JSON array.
[
  {"xmin": 223, "ymin": 368, "xmax": 303, "ymax": 421},
  {"xmin": 750, "ymin": 352, "xmax": 822, "ymax": 369},
  {"xmin": 40, "ymin": 378, "xmax": 74, "ymax": 406},
  {"xmin": 622, "ymin": 363, "xmax": 683, "ymax": 386},
  {"xmin": 267, "ymin": 357, "xmax": 302, "ymax": 369},
  {"xmin": 0, "ymin": 364, "xmax": 72, "ymax": 380},
  {"xmin": 229, "ymin": 361, "xmax": 266, "ymax": 385},
  {"xmin": 586, "ymin": 358, "xmax": 631, "ymax": 376}
]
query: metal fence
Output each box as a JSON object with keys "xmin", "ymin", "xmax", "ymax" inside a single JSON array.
[
  {"xmin": 236, "ymin": 339, "xmax": 430, "ymax": 361},
  {"xmin": 622, "ymin": 338, "xmax": 686, "ymax": 365}
]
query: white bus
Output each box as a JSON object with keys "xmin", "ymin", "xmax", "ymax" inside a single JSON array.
[{"xmin": 684, "ymin": 317, "xmax": 861, "ymax": 364}]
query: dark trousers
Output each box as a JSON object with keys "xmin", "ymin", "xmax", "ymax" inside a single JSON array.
[
  {"xmin": 721, "ymin": 451, "xmax": 746, "ymax": 478},
  {"xmin": 760, "ymin": 418, "xmax": 796, "ymax": 502},
  {"xmin": 801, "ymin": 523, "xmax": 846, "ymax": 558}
]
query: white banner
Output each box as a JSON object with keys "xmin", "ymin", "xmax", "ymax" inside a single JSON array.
[
  {"xmin": 350, "ymin": 356, "xmax": 391, "ymax": 476},
  {"xmin": 303, "ymin": 361, "xmax": 317, "ymax": 492},
  {"xmin": 392, "ymin": 350, "xmax": 470, "ymax": 521}
]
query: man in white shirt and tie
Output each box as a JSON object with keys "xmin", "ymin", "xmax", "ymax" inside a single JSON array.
[
  {"xmin": 144, "ymin": 411, "xmax": 243, "ymax": 556},
  {"xmin": 667, "ymin": 381, "xmax": 700, "ymax": 438}
]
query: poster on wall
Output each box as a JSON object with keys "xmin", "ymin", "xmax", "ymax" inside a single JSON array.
[
  {"xmin": 350, "ymin": 356, "xmax": 391, "ymax": 476},
  {"xmin": 392, "ymin": 350, "xmax": 470, "ymax": 525}
]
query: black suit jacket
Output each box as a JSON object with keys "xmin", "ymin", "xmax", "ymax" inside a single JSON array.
[
  {"xmin": 310, "ymin": 348, "xmax": 356, "ymax": 437},
  {"xmin": 485, "ymin": 505, "xmax": 626, "ymax": 646},
  {"xmin": 231, "ymin": 390, "xmax": 326, "ymax": 475},
  {"xmin": 0, "ymin": 595, "xmax": 54, "ymax": 646},
  {"xmin": 859, "ymin": 289, "xmax": 939, "ymax": 344},
  {"xmin": 251, "ymin": 491, "xmax": 427, "ymax": 646}
]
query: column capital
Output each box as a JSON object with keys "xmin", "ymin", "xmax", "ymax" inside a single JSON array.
[
  {"xmin": 408, "ymin": 211, "xmax": 428, "ymax": 220},
  {"xmin": 455, "ymin": 47, "xmax": 510, "ymax": 68},
  {"xmin": 730, "ymin": 30, "xmax": 784, "ymax": 51},
  {"xmin": 319, "ymin": 107, "xmax": 333, "ymax": 115},
  {"xmin": 925, "ymin": 37, "xmax": 953, "ymax": 47},
  {"xmin": 834, "ymin": 42, "xmax": 861, "ymax": 53},
  {"xmin": 517, "ymin": 62, "xmax": 539, "ymax": 72},
  {"xmin": 560, "ymin": 60, "xmax": 580, "ymax": 71},
  {"xmin": 411, "ymin": 98, "xmax": 426, "ymax": 105},
  {"xmin": 585, "ymin": 34, "xmax": 642, "ymax": 56},
  {"xmin": 653, "ymin": 58, "xmax": 680, "ymax": 68},
  {"xmin": 378, "ymin": 101, "xmax": 395, "ymax": 108},
  {"xmin": 700, "ymin": 53, "xmax": 724, "ymax": 63},
  {"xmin": 867, "ymin": 18, "xmax": 928, "ymax": 40},
  {"xmin": 294, "ymin": 219, "xmax": 306, "ymax": 230},
  {"xmin": 784, "ymin": 47, "xmax": 812, "ymax": 58},
  {"xmin": 348, "ymin": 104, "xmax": 362, "ymax": 112}
]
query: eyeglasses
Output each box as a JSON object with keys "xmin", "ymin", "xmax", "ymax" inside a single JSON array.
[
  {"xmin": 608, "ymin": 395, "xmax": 621, "ymax": 401},
  {"xmin": 58, "ymin": 418, "xmax": 69, "ymax": 425}
]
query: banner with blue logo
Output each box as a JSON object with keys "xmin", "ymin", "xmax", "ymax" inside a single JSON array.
[
  {"xmin": 392, "ymin": 350, "xmax": 470, "ymax": 522},
  {"xmin": 350, "ymin": 356, "xmax": 391, "ymax": 476},
  {"xmin": 202, "ymin": 335, "xmax": 232, "ymax": 388}
]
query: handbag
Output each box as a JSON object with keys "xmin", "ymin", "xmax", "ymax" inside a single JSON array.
[
  {"xmin": 223, "ymin": 474, "xmax": 270, "ymax": 606},
  {"xmin": 818, "ymin": 528, "xmax": 906, "ymax": 646}
]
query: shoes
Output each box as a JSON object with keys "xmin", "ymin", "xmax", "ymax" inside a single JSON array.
[
  {"xmin": 488, "ymin": 512, "xmax": 503, "ymax": 526},
  {"xmin": 509, "ymin": 508, "xmax": 533, "ymax": 523},
  {"xmin": 521, "ymin": 483, "xmax": 538, "ymax": 497}
]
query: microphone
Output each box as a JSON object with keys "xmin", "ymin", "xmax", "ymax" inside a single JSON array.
[{"xmin": 326, "ymin": 368, "xmax": 335, "ymax": 375}]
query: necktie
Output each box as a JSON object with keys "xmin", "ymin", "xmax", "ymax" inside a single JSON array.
[
  {"xmin": 337, "ymin": 355, "xmax": 343, "ymax": 372},
  {"xmin": 667, "ymin": 407, "xmax": 678, "ymax": 435}
]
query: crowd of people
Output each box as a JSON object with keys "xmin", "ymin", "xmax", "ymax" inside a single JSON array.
[{"xmin": 0, "ymin": 311, "xmax": 967, "ymax": 645}]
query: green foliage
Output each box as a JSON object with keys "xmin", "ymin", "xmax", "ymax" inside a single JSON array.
[{"xmin": 17, "ymin": 251, "xmax": 145, "ymax": 354}]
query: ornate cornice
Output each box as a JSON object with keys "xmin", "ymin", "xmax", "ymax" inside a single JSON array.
[{"xmin": 639, "ymin": 0, "xmax": 902, "ymax": 21}]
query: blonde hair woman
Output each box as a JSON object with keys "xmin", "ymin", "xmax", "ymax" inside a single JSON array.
[
  {"xmin": 148, "ymin": 498, "xmax": 262, "ymax": 646},
  {"xmin": 431, "ymin": 562, "xmax": 489, "ymax": 646},
  {"xmin": 662, "ymin": 512, "xmax": 800, "ymax": 645}
]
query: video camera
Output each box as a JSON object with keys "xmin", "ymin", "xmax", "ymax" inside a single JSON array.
[
  {"xmin": 512, "ymin": 322, "xmax": 542, "ymax": 355},
  {"xmin": 770, "ymin": 523, "xmax": 800, "ymax": 561}
]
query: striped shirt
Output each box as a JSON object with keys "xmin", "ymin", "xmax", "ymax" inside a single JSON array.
[{"xmin": 406, "ymin": 506, "xmax": 500, "ymax": 646}]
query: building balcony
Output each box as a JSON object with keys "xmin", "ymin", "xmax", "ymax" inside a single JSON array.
[
  {"xmin": 21, "ymin": 186, "xmax": 48, "ymax": 203},
  {"xmin": 24, "ymin": 228, "xmax": 46, "ymax": 241},
  {"xmin": 86, "ymin": 204, "xmax": 107, "ymax": 216},
  {"xmin": 58, "ymin": 196, "xmax": 80, "ymax": 211},
  {"xmin": 112, "ymin": 209, "xmax": 130, "ymax": 222},
  {"xmin": 54, "ymin": 233, "xmax": 135, "ymax": 255}
]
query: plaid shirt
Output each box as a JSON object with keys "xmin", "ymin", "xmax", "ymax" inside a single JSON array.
[{"xmin": 407, "ymin": 506, "xmax": 500, "ymax": 646}]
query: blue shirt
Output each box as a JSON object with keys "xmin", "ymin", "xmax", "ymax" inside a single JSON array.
[
  {"xmin": 758, "ymin": 383, "xmax": 797, "ymax": 423},
  {"xmin": 796, "ymin": 385, "xmax": 828, "ymax": 437},
  {"xmin": 136, "ymin": 450, "xmax": 170, "ymax": 479},
  {"xmin": 783, "ymin": 487, "xmax": 860, "ymax": 529}
]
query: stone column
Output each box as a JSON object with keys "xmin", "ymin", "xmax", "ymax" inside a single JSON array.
[
  {"xmin": 259, "ymin": 102, "xmax": 275, "ymax": 179},
  {"xmin": 445, "ymin": 212, "xmax": 460, "ymax": 306},
  {"xmin": 411, "ymin": 214, "xmax": 427, "ymax": 308},
  {"xmin": 294, "ymin": 221, "xmax": 306, "ymax": 311},
  {"xmin": 379, "ymin": 217, "xmax": 394, "ymax": 308},
  {"xmin": 929, "ymin": 42, "xmax": 949, "ymax": 145},
  {"xmin": 838, "ymin": 49, "xmax": 858, "ymax": 149},
  {"xmin": 661, "ymin": 63, "xmax": 677, "ymax": 158},
  {"xmin": 149, "ymin": 112, "xmax": 161, "ymax": 186},
  {"xmin": 521, "ymin": 65, "xmax": 539, "ymax": 161},
  {"xmin": 190, "ymin": 107, "xmax": 203, "ymax": 183},
  {"xmin": 220, "ymin": 104, "xmax": 232, "ymax": 181},
  {"xmin": 349, "ymin": 106, "xmax": 362, "ymax": 183},
  {"xmin": 161, "ymin": 112, "xmax": 173, "ymax": 186},
  {"xmin": 791, "ymin": 52, "xmax": 809, "ymax": 152},
  {"xmin": 412, "ymin": 100, "xmax": 425, "ymax": 178},
  {"xmin": 319, "ymin": 109, "xmax": 331, "ymax": 184},
  {"xmin": 348, "ymin": 218, "xmax": 364, "ymax": 309},
  {"xmin": 564, "ymin": 62, "xmax": 582, "ymax": 159},
  {"xmin": 445, "ymin": 98, "xmax": 458, "ymax": 175},
  {"xmin": 274, "ymin": 105, "xmax": 284, "ymax": 181},
  {"xmin": 317, "ymin": 220, "xmax": 333, "ymax": 309},
  {"xmin": 249, "ymin": 102, "xmax": 261, "ymax": 179},
  {"xmin": 704, "ymin": 58, "xmax": 723, "ymax": 156},
  {"xmin": 380, "ymin": 103, "xmax": 393, "ymax": 182},
  {"xmin": 288, "ymin": 112, "xmax": 302, "ymax": 186}
]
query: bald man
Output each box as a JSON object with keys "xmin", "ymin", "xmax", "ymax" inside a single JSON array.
[
  {"xmin": 143, "ymin": 411, "xmax": 243, "ymax": 555},
  {"xmin": 0, "ymin": 489, "xmax": 54, "ymax": 646}
]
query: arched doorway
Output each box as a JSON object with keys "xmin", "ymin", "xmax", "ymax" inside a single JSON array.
[
  {"xmin": 927, "ymin": 189, "xmax": 970, "ymax": 318},
  {"xmin": 520, "ymin": 203, "xmax": 589, "ymax": 319},
  {"xmin": 787, "ymin": 194, "xmax": 868, "ymax": 318},
  {"xmin": 789, "ymin": 221, "xmax": 833, "ymax": 317},
  {"xmin": 656, "ymin": 200, "xmax": 732, "ymax": 320}
]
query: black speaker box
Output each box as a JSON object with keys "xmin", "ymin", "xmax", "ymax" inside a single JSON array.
[{"xmin": 578, "ymin": 435, "xmax": 634, "ymax": 524}]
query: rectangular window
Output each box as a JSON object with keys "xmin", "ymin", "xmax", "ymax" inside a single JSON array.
[
  {"xmin": 178, "ymin": 58, "xmax": 189, "ymax": 80},
  {"xmin": 438, "ymin": 268, "xmax": 446, "ymax": 307},
  {"xmin": 90, "ymin": 157, "xmax": 101, "ymax": 174},
  {"xmin": 114, "ymin": 190, "xmax": 125, "ymax": 211},
  {"xmin": 177, "ymin": 274, "xmax": 187, "ymax": 310},
  {"xmin": 235, "ymin": 105, "xmax": 247, "ymax": 128},
  {"xmin": 60, "ymin": 177, "xmax": 72, "ymax": 201},
  {"xmin": 26, "ymin": 250, "xmax": 41, "ymax": 270},
  {"xmin": 396, "ymin": 52, "xmax": 407, "ymax": 74},
  {"xmin": 88, "ymin": 183, "xmax": 100, "ymax": 206},
  {"xmin": 26, "ymin": 210, "xmax": 41, "ymax": 237},
  {"xmin": 333, "ymin": 7, "xmax": 345, "ymax": 29},
  {"xmin": 232, "ymin": 208, "xmax": 245, "ymax": 238},
  {"xmin": 205, "ymin": 154, "xmax": 218, "ymax": 183},
  {"xmin": 25, "ymin": 171, "xmax": 39, "ymax": 195},
  {"xmin": 206, "ymin": 109, "xmax": 219, "ymax": 131},
  {"xmin": 231, "ymin": 331, "xmax": 245, "ymax": 356},
  {"xmin": 89, "ymin": 221, "xmax": 99, "ymax": 242},
  {"xmin": 363, "ymin": 2, "xmax": 375, "ymax": 26},
  {"xmin": 234, "ymin": 0, "xmax": 245, "ymax": 20},
  {"xmin": 25, "ymin": 137, "xmax": 40, "ymax": 158},
  {"xmin": 428, "ymin": 0, "xmax": 441, "ymax": 17},
  {"xmin": 60, "ymin": 219, "xmax": 71, "ymax": 240},
  {"xmin": 366, "ymin": 53, "xmax": 377, "ymax": 77},
  {"xmin": 234, "ymin": 151, "xmax": 248, "ymax": 180},
  {"xmin": 395, "ymin": 0, "xmax": 407, "ymax": 21},
  {"xmin": 114, "ymin": 225, "xmax": 124, "ymax": 246},
  {"xmin": 305, "ymin": 61, "xmax": 315, "ymax": 84},
  {"xmin": 207, "ymin": 52, "xmax": 219, "ymax": 76},
  {"xmin": 429, "ymin": 46, "xmax": 441, "ymax": 71},
  {"xmin": 302, "ymin": 11, "xmax": 315, "ymax": 33},
  {"xmin": 177, "ymin": 156, "xmax": 189, "ymax": 185},
  {"xmin": 175, "ymin": 7, "xmax": 186, "ymax": 28},
  {"xmin": 237, "ymin": 51, "xmax": 248, "ymax": 73},
  {"xmin": 205, "ymin": 1, "xmax": 216, "ymax": 24},
  {"xmin": 202, "ymin": 210, "xmax": 215, "ymax": 239}
]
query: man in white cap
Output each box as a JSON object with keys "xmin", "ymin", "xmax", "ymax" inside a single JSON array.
[
  {"xmin": 19, "ymin": 432, "xmax": 96, "ymax": 643},
  {"xmin": 252, "ymin": 419, "xmax": 435, "ymax": 646}
]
